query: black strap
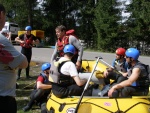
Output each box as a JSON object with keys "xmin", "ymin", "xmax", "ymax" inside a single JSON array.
[
  {"xmin": 57, "ymin": 60, "xmax": 75, "ymax": 86},
  {"xmin": 58, "ymin": 61, "xmax": 70, "ymax": 74}
]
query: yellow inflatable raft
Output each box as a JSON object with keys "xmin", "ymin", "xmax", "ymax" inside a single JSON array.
[
  {"xmin": 81, "ymin": 59, "xmax": 108, "ymax": 73},
  {"xmin": 47, "ymin": 59, "xmax": 150, "ymax": 113},
  {"xmin": 46, "ymin": 95, "xmax": 150, "ymax": 113}
]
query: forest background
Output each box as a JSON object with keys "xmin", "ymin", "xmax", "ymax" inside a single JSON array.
[{"xmin": 1, "ymin": 0, "xmax": 150, "ymax": 55}]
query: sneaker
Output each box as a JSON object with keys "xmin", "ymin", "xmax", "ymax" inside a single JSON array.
[
  {"xmin": 98, "ymin": 84, "xmax": 110, "ymax": 97},
  {"xmin": 22, "ymin": 105, "xmax": 31, "ymax": 112}
]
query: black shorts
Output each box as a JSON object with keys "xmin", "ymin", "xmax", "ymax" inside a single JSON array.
[{"xmin": 0, "ymin": 96, "xmax": 17, "ymax": 113}]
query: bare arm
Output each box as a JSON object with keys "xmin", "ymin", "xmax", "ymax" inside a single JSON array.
[
  {"xmin": 17, "ymin": 54, "xmax": 28, "ymax": 69},
  {"xmin": 69, "ymin": 36, "xmax": 83, "ymax": 62},
  {"xmin": 7, "ymin": 32, "xmax": 12, "ymax": 42},
  {"xmin": 73, "ymin": 76, "xmax": 87, "ymax": 86},
  {"xmin": 114, "ymin": 68, "xmax": 140, "ymax": 88},
  {"xmin": 108, "ymin": 68, "xmax": 140, "ymax": 97},
  {"xmin": 37, "ymin": 81, "xmax": 52, "ymax": 89},
  {"xmin": 15, "ymin": 36, "xmax": 24, "ymax": 43},
  {"xmin": 51, "ymin": 43, "xmax": 58, "ymax": 62}
]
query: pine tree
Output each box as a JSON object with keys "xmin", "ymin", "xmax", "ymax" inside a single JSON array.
[
  {"xmin": 125, "ymin": 0, "xmax": 150, "ymax": 55},
  {"xmin": 94, "ymin": 0, "xmax": 121, "ymax": 51}
]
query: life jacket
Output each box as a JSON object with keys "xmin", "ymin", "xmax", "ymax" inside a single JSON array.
[
  {"xmin": 114, "ymin": 58, "xmax": 127, "ymax": 72},
  {"xmin": 57, "ymin": 60, "xmax": 75, "ymax": 86},
  {"xmin": 57, "ymin": 29, "xmax": 78, "ymax": 57},
  {"xmin": 127, "ymin": 62, "xmax": 149, "ymax": 86},
  {"xmin": 34, "ymin": 73, "xmax": 49, "ymax": 89},
  {"xmin": 39, "ymin": 72, "xmax": 49, "ymax": 84},
  {"xmin": 20, "ymin": 34, "xmax": 33, "ymax": 48}
]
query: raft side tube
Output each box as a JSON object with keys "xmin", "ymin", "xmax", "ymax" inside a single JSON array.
[{"xmin": 47, "ymin": 94, "xmax": 150, "ymax": 113}]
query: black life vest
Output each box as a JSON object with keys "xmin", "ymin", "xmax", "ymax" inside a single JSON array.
[
  {"xmin": 127, "ymin": 62, "xmax": 149, "ymax": 86},
  {"xmin": 57, "ymin": 61, "xmax": 75, "ymax": 86}
]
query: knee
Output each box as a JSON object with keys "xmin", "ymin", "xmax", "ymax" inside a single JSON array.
[
  {"xmin": 112, "ymin": 90, "xmax": 119, "ymax": 98},
  {"xmin": 37, "ymin": 89, "xmax": 45, "ymax": 94},
  {"xmin": 121, "ymin": 87, "xmax": 130, "ymax": 97}
]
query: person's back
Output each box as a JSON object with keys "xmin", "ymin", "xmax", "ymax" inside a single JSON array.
[
  {"xmin": 0, "ymin": 35, "xmax": 17, "ymax": 96},
  {"xmin": 51, "ymin": 44, "xmax": 87, "ymax": 98},
  {"xmin": 0, "ymin": 3, "xmax": 28, "ymax": 113}
]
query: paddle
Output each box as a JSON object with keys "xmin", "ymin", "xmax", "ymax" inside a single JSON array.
[
  {"xmin": 23, "ymin": 81, "xmax": 36, "ymax": 89},
  {"xmin": 99, "ymin": 57, "xmax": 122, "ymax": 74},
  {"xmin": 74, "ymin": 56, "xmax": 101, "ymax": 113}
]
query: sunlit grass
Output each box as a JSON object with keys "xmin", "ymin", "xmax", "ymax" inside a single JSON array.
[
  {"xmin": 16, "ymin": 61, "xmax": 150, "ymax": 113},
  {"xmin": 16, "ymin": 61, "xmax": 42, "ymax": 113}
]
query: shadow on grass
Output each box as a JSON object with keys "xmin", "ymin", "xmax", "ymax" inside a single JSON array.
[{"xmin": 16, "ymin": 61, "xmax": 43, "ymax": 113}]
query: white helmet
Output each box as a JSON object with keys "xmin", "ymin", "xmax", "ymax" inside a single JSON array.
[{"xmin": 1, "ymin": 28, "xmax": 9, "ymax": 34}]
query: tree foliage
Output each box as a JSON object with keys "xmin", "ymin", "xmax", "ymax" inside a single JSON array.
[
  {"xmin": 0, "ymin": 0, "xmax": 149, "ymax": 55},
  {"xmin": 125, "ymin": 0, "xmax": 150, "ymax": 55},
  {"xmin": 94, "ymin": 0, "xmax": 122, "ymax": 52}
]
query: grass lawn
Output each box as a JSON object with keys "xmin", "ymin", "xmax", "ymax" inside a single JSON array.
[
  {"xmin": 16, "ymin": 61, "xmax": 43, "ymax": 113},
  {"xmin": 15, "ymin": 61, "xmax": 150, "ymax": 113}
]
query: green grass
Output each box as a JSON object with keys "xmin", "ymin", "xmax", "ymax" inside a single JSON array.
[
  {"xmin": 16, "ymin": 62, "xmax": 43, "ymax": 113},
  {"xmin": 16, "ymin": 61, "xmax": 150, "ymax": 113}
]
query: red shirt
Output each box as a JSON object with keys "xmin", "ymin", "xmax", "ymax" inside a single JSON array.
[{"xmin": 37, "ymin": 76, "xmax": 44, "ymax": 83}]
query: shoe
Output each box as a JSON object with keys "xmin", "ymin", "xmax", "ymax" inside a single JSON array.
[
  {"xmin": 98, "ymin": 84, "xmax": 110, "ymax": 97},
  {"xmin": 22, "ymin": 105, "xmax": 31, "ymax": 112},
  {"xmin": 26, "ymin": 76, "xmax": 32, "ymax": 79}
]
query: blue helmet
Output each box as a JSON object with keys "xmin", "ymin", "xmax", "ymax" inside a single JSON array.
[
  {"xmin": 41, "ymin": 63, "xmax": 51, "ymax": 71},
  {"xmin": 125, "ymin": 48, "xmax": 139, "ymax": 60},
  {"xmin": 63, "ymin": 44, "xmax": 75, "ymax": 54},
  {"xmin": 25, "ymin": 26, "xmax": 32, "ymax": 31}
]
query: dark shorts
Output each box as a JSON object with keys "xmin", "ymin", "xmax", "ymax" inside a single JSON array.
[{"xmin": 0, "ymin": 96, "xmax": 17, "ymax": 113}]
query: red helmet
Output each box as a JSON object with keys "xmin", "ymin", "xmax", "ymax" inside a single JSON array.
[{"xmin": 116, "ymin": 48, "xmax": 126, "ymax": 56}]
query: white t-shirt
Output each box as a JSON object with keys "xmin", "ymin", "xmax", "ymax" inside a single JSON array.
[
  {"xmin": 0, "ymin": 34, "xmax": 26, "ymax": 96},
  {"xmin": 59, "ymin": 57, "xmax": 78, "ymax": 77}
]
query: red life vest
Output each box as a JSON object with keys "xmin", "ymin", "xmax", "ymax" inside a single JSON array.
[
  {"xmin": 57, "ymin": 29, "xmax": 78, "ymax": 57},
  {"xmin": 20, "ymin": 34, "xmax": 33, "ymax": 48}
]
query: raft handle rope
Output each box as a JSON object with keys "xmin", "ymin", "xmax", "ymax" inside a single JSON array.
[
  {"xmin": 74, "ymin": 56, "xmax": 101, "ymax": 113},
  {"xmin": 49, "ymin": 96, "xmax": 150, "ymax": 113},
  {"xmin": 23, "ymin": 81, "xmax": 36, "ymax": 89}
]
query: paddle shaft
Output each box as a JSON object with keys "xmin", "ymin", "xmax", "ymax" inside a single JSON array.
[
  {"xmin": 74, "ymin": 57, "xmax": 101, "ymax": 113},
  {"xmin": 99, "ymin": 58, "xmax": 122, "ymax": 74}
]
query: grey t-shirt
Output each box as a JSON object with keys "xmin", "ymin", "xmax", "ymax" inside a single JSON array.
[{"xmin": 0, "ymin": 34, "xmax": 26, "ymax": 96}]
